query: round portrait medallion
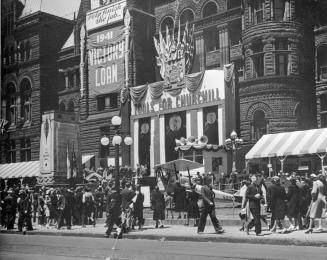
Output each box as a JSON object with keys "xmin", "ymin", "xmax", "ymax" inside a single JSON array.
[{"xmin": 169, "ymin": 115, "xmax": 182, "ymax": 131}]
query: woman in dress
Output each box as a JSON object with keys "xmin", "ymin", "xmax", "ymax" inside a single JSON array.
[
  {"xmin": 151, "ymin": 186, "xmax": 165, "ymax": 228},
  {"xmin": 286, "ymin": 177, "xmax": 301, "ymax": 231},
  {"xmin": 267, "ymin": 176, "xmax": 287, "ymax": 233},
  {"xmin": 305, "ymin": 174, "xmax": 327, "ymax": 233}
]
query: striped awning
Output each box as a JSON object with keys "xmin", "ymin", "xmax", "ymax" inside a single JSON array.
[
  {"xmin": 0, "ymin": 161, "xmax": 40, "ymax": 179},
  {"xmin": 82, "ymin": 154, "xmax": 95, "ymax": 164},
  {"xmin": 246, "ymin": 128, "xmax": 327, "ymax": 160}
]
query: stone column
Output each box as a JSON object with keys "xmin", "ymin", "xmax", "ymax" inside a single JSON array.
[
  {"xmin": 218, "ymin": 25, "xmax": 229, "ymax": 66},
  {"xmin": 288, "ymin": 38, "xmax": 299, "ymax": 75},
  {"xmin": 244, "ymin": 43, "xmax": 253, "ymax": 79},
  {"xmin": 263, "ymin": 38, "xmax": 274, "ymax": 76}
]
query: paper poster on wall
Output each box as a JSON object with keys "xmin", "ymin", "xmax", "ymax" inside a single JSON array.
[
  {"xmin": 141, "ymin": 186, "xmax": 151, "ymax": 208},
  {"xmin": 138, "ymin": 117, "xmax": 151, "ymax": 168},
  {"xmin": 165, "ymin": 111, "xmax": 186, "ymax": 162}
]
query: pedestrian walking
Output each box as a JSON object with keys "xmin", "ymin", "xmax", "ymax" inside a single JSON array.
[
  {"xmin": 17, "ymin": 189, "xmax": 33, "ymax": 233},
  {"xmin": 104, "ymin": 187, "xmax": 122, "ymax": 238},
  {"xmin": 185, "ymin": 185, "xmax": 200, "ymax": 226},
  {"xmin": 64, "ymin": 188, "xmax": 74, "ymax": 230},
  {"xmin": 121, "ymin": 182, "xmax": 136, "ymax": 233},
  {"xmin": 286, "ymin": 176, "xmax": 301, "ymax": 231},
  {"xmin": 151, "ymin": 186, "xmax": 165, "ymax": 228},
  {"xmin": 197, "ymin": 176, "xmax": 224, "ymax": 234},
  {"xmin": 267, "ymin": 176, "xmax": 287, "ymax": 233},
  {"xmin": 82, "ymin": 187, "xmax": 95, "ymax": 227},
  {"xmin": 305, "ymin": 174, "xmax": 327, "ymax": 233},
  {"xmin": 56, "ymin": 189, "xmax": 66, "ymax": 229},
  {"xmin": 132, "ymin": 184, "xmax": 144, "ymax": 230},
  {"xmin": 3, "ymin": 188, "xmax": 15, "ymax": 230},
  {"xmin": 173, "ymin": 180, "xmax": 187, "ymax": 219},
  {"xmin": 245, "ymin": 174, "xmax": 264, "ymax": 236}
]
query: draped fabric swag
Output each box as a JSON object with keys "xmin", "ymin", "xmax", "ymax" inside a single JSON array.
[{"xmin": 129, "ymin": 70, "xmax": 207, "ymax": 105}]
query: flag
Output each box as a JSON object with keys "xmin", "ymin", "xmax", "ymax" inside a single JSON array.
[
  {"xmin": 72, "ymin": 150, "xmax": 77, "ymax": 178},
  {"xmin": 66, "ymin": 145, "xmax": 71, "ymax": 179}
]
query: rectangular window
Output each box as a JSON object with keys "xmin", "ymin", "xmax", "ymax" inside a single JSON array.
[
  {"xmin": 109, "ymin": 93, "xmax": 118, "ymax": 109},
  {"xmin": 97, "ymin": 94, "xmax": 118, "ymax": 111},
  {"xmin": 321, "ymin": 94, "xmax": 327, "ymax": 112},
  {"xmin": 275, "ymin": 39, "xmax": 288, "ymax": 76},
  {"xmin": 321, "ymin": 114, "xmax": 327, "ymax": 128},
  {"xmin": 276, "ymin": 54, "xmax": 288, "ymax": 75},
  {"xmin": 274, "ymin": 0, "xmax": 284, "ymax": 21},
  {"xmin": 20, "ymin": 138, "xmax": 31, "ymax": 162},
  {"xmin": 6, "ymin": 140, "xmax": 16, "ymax": 163},
  {"xmin": 253, "ymin": 0, "xmax": 264, "ymax": 24},
  {"xmin": 204, "ymin": 27, "xmax": 219, "ymax": 52}
]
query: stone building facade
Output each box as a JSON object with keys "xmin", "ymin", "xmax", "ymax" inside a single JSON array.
[
  {"xmin": 0, "ymin": 0, "xmax": 73, "ymax": 165},
  {"xmin": 314, "ymin": 0, "xmax": 327, "ymax": 129},
  {"xmin": 239, "ymin": 0, "xmax": 317, "ymax": 145}
]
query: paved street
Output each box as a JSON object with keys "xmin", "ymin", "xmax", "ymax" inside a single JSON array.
[{"xmin": 0, "ymin": 233, "xmax": 326, "ymax": 260}]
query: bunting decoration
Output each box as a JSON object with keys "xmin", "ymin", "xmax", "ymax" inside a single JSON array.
[{"xmin": 224, "ymin": 63, "xmax": 235, "ymax": 94}]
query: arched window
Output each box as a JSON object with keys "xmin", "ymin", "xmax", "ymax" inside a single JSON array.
[
  {"xmin": 160, "ymin": 16, "xmax": 174, "ymax": 32},
  {"xmin": 251, "ymin": 110, "xmax": 267, "ymax": 140},
  {"xmin": 6, "ymin": 83, "xmax": 17, "ymax": 125},
  {"xmin": 202, "ymin": 1, "xmax": 218, "ymax": 18},
  {"xmin": 59, "ymin": 101, "xmax": 66, "ymax": 111},
  {"xmin": 180, "ymin": 9, "xmax": 194, "ymax": 25},
  {"xmin": 67, "ymin": 100, "xmax": 75, "ymax": 112},
  {"xmin": 20, "ymin": 78, "xmax": 32, "ymax": 124}
]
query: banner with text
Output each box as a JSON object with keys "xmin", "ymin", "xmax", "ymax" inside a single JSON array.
[
  {"xmin": 88, "ymin": 26, "xmax": 125, "ymax": 97},
  {"xmin": 86, "ymin": 0, "xmax": 126, "ymax": 31}
]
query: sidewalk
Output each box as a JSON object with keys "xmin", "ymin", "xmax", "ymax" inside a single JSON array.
[{"xmin": 1, "ymin": 223, "xmax": 327, "ymax": 247}]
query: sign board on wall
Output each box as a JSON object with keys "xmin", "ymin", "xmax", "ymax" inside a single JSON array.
[
  {"xmin": 40, "ymin": 116, "xmax": 54, "ymax": 174},
  {"xmin": 88, "ymin": 26, "xmax": 125, "ymax": 97},
  {"xmin": 131, "ymin": 70, "xmax": 225, "ymax": 116},
  {"xmin": 86, "ymin": 0, "xmax": 126, "ymax": 31}
]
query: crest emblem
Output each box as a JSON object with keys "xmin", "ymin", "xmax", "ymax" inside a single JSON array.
[{"xmin": 154, "ymin": 21, "xmax": 195, "ymax": 86}]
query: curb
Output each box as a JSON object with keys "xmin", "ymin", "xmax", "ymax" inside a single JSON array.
[{"xmin": 1, "ymin": 229, "xmax": 326, "ymax": 247}]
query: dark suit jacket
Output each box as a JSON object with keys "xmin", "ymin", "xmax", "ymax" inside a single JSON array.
[{"xmin": 246, "ymin": 183, "xmax": 262, "ymax": 209}]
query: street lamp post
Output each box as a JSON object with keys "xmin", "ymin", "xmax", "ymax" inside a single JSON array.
[
  {"xmin": 111, "ymin": 116, "xmax": 133, "ymax": 191},
  {"xmin": 225, "ymin": 130, "xmax": 243, "ymax": 173}
]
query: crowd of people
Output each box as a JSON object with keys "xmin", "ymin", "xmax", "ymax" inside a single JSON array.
[
  {"xmin": 1, "ymin": 170, "xmax": 326, "ymax": 238},
  {"xmin": 239, "ymin": 172, "xmax": 327, "ymax": 236}
]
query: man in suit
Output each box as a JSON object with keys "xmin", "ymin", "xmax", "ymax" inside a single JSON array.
[
  {"xmin": 121, "ymin": 183, "xmax": 136, "ymax": 233},
  {"xmin": 197, "ymin": 176, "xmax": 224, "ymax": 234},
  {"xmin": 246, "ymin": 174, "xmax": 263, "ymax": 236}
]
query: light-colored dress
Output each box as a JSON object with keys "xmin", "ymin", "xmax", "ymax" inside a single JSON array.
[{"xmin": 309, "ymin": 180, "xmax": 326, "ymax": 219}]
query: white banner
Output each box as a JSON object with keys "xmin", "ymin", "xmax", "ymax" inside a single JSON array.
[{"xmin": 86, "ymin": 0, "xmax": 126, "ymax": 31}]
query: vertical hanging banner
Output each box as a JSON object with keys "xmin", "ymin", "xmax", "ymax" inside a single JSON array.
[
  {"xmin": 138, "ymin": 117, "xmax": 151, "ymax": 167},
  {"xmin": 87, "ymin": 25, "xmax": 125, "ymax": 97},
  {"xmin": 165, "ymin": 111, "xmax": 186, "ymax": 162},
  {"xmin": 203, "ymin": 106, "xmax": 219, "ymax": 145},
  {"xmin": 86, "ymin": 0, "xmax": 126, "ymax": 31}
]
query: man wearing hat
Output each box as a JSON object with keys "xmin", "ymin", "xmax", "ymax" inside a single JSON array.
[
  {"xmin": 121, "ymin": 182, "xmax": 136, "ymax": 232},
  {"xmin": 104, "ymin": 186, "xmax": 122, "ymax": 238},
  {"xmin": 197, "ymin": 176, "xmax": 224, "ymax": 234},
  {"xmin": 3, "ymin": 188, "xmax": 15, "ymax": 229},
  {"xmin": 17, "ymin": 189, "xmax": 33, "ymax": 233}
]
